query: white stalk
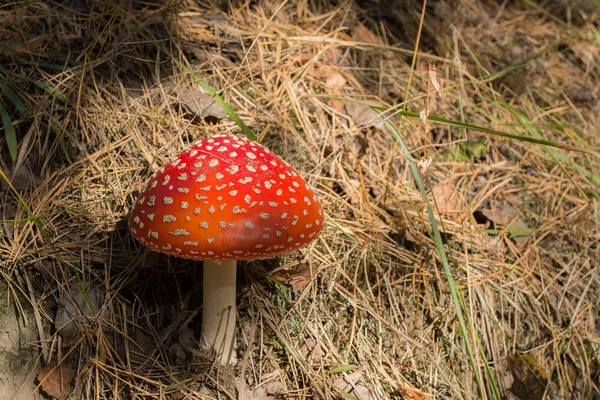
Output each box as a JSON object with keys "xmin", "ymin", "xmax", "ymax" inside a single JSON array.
[{"xmin": 199, "ymin": 260, "xmax": 237, "ymax": 364}]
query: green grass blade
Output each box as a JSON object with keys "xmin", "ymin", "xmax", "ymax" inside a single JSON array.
[
  {"xmin": 497, "ymin": 100, "xmax": 600, "ymax": 185},
  {"xmin": 395, "ymin": 109, "xmax": 597, "ymax": 157},
  {"xmin": 382, "ymin": 116, "xmax": 501, "ymax": 399},
  {"xmin": 0, "ymin": 81, "xmax": 26, "ymax": 114},
  {"xmin": 0, "ymin": 65, "xmax": 66, "ymax": 102},
  {"xmin": 326, "ymin": 364, "xmax": 359, "ymax": 376},
  {"xmin": 0, "ymin": 100, "xmax": 17, "ymax": 161}
]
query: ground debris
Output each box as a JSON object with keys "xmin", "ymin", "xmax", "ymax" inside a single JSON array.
[{"xmin": 54, "ymin": 282, "xmax": 108, "ymax": 346}]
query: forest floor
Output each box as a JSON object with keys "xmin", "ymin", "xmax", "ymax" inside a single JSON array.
[{"xmin": 0, "ymin": 0, "xmax": 599, "ymax": 399}]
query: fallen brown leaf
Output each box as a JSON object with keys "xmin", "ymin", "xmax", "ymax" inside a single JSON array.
[
  {"xmin": 332, "ymin": 368, "xmax": 377, "ymax": 399},
  {"xmin": 352, "ymin": 23, "xmax": 382, "ymax": 45},
  {"xmin": 345, "ymin": 102, "xmax": 384, "ymax": 129},
  {"xmin": 37, "ymin": 362, "xmax": 73, "ymax": 400},
  {"xmin": 480, "ymin": 205, "xmax": 531, "ymax": 246},
  {"xmin": 327, "ymin": 98, "xmax": 346, "ymax": 113},
  {"xmin": 401, "ymin": 382, "xmax": 433, "ymax": 400},
  {"xmin": 179, "ymin": 85, "xmax": 227, "ymax": 121},
  {"xmin": 431, "ymin": 182, "xmax": 462, "ymax": 216},
  {"xmin": 509, "ymin": 353, "xmax": 549, "ymax": 400},
  {"xmin": 325, "ymin": 72, "xmax": 347, "ymax": 91},
  {"xmin": 298, "ymin": 336, "xmax": 323, "ymax": 362},
  {"xmin": 273, "ymin": 262, "xmax": 315, "ymax": 291},
  {"xmin": 480, "ymin": 205, "xmax": 518, "ymax": 226},
  {"xmin": 244, "ymin": 380, "xmax": 284, "ymax": 400}
]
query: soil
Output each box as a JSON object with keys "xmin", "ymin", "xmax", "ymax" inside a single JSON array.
[{"xmin": 0, "ymin": 284, "xmax": 44, "ymax": 400}]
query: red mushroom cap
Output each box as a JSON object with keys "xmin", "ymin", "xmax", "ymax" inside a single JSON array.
[{"xmin": 129, "ymin": 135, "xmax": 324, "ymax": 260}]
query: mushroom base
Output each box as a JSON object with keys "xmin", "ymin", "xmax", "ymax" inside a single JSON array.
[{"xmin": 199, "ymin": 260, "xmax": 237, "ymax": 364}]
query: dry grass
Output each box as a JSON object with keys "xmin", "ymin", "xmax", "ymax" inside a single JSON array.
[{"xmin": 1, "ymin": 0, "xmax": 599, "ymax": 399}]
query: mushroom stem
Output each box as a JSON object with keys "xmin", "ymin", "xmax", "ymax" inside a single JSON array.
[{"xmin": 200, "ymin": 260, "xmax": 237, "ymax": 364}]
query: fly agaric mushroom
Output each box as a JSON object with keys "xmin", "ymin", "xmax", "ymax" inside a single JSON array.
[{"xmin": 128, "ymin": 135, "xmax": 324, "ymax": 364}]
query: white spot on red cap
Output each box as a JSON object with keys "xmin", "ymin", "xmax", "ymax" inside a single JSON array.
[
  {"xmin": 170, "ymin": 229, "xmax": 189, "ymax": 236},
  {"xmin": 226, "ymin": 165, "xmax": 239, "ymax": 174}
]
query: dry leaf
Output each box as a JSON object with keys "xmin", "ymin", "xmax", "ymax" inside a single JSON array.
[
  {"xmin": 325, "ymin": 72, "xmax": 346, "ymax": 90},
  {"xmin": 431, "ymin": 182, "xmax": 461, "ymax": 216},
  {"xmin": 345, "ymin": 102, "xmax": 384, "ymax": 129},
  {"xmin": 327, "ymin": 98, "xmax": 346, "ymax": 113},
  {"xmin": 273, "ymin": 262, "xmax": 315, "ymax": 291},
  {"xmin": 332, "ymin": 368, "xmax": 377, "ymax": 400},
  {"xmin": 352, "ymin": 23, "xmax": 382, "ymax": 45},
  {"xmin": 428, "ymin": 64, "xmax": 441, "ymax": 97},
  {"xmin": 401, "ymin": 382, "xmax": 433, "ymax": 400},
  {"xmin": 417, "ymin": 156, "xmax": 432, "ymax": 174},
  {"xmin": 509, "ymin": 353, "xmax": 549, "ymax": 400},
  {"xmin": 37, "ymin": 363, "xmax": 73, "ymax": 400},
  {"xmin": 480, "ymin": 205, "xmax": 531, "ymax": 246},
  {"xmin": 298, "ymin": 336, "xmax": 323, "ymax": 362},
  {"xmin": 244, "ymin": 380, "xmax": 284, "ymax": 400},
  {"xmin": 480, "ymin": 205, "xmax": 518, "ymax": 225},
  {"xmin": 419, "ymin": 109, "xmax": 430, "ymax": 133},
  {"xmin": 179, "ymin": 85, "xmax": 227, "ymax": 121}
]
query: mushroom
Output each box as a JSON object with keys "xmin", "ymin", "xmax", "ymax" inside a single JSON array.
[{"xmin": 128, "ymin": 135, "xmax": 324, "ymax": 364}]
